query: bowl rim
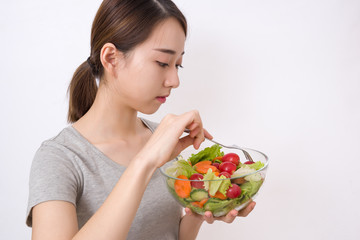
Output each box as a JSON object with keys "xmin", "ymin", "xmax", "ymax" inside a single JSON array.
[{"xmin": 159, "ymin": 147, "xmax": 269, "ymax": 181}]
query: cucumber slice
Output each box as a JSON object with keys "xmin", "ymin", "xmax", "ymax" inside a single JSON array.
[
  {"xmin": 190, "ymin": 189, "xmax": 209, "ymax": 201},
  {"xmin": 184, "ymin": 197, "xmax": 194, "ymax": 202}
]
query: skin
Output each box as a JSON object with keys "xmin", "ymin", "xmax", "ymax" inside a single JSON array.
[{"xmin": 31, "ymin": 17, "xmax": 256, "ymax": 240}]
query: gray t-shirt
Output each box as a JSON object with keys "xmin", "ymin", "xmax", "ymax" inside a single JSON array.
[{"xmin": 26, "ymin": 118, "xmax": 182, "ymax": 240}]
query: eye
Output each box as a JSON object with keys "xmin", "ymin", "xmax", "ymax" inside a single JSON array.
[
  {"xmin": 176, "ymin": 64, "xmax": 184, "ymax": 69},
  {"xmin": 156, "ymin": 61, "xmax": 169, "ymax": 68}
]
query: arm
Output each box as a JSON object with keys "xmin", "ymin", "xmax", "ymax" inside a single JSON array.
[
  {"xmin": 32, "ymin": 111, "xmax": 209, "ymax": 240},
  {"xmin": 32, "ymin": 201, "xmax": 78, "ymax": 240},
  {"xmin": 32, "ymin": 156, "xmax": 157, "ymax": 240},
  {"xmin": 179, "ymin": 210, "xmax": 204, "ymax": 240},
  {"xmin": 73, "ymin": 157, "xmax": 157, "ymax": 239}
]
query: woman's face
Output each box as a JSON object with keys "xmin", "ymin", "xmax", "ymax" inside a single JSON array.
[{"xmin": 113, "ymin": 17, "xmax": 186, "ymax": 114}]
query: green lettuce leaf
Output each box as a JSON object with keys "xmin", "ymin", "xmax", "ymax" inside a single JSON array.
[
  {"xmin": 209, "ymin": 175, "xmax": 225, "ymax": 196},
  {"xmin": 165, "ymin": 157, "xmax": 197, "ymax": 178},
  {"xmin": 248, "ymin": 161, "xmax": 265, "ymax": 171},
  {"xmin": 203, "ymin": 169, "xmax": 230, "ymax": 196},
  {"xmin": 218, "ymin": 177, "xmax": 231, "ymax": 196},
  {"xmin": 231, "ymin": 165, "xmax": 256, "ymax": 178},
  {"xmin": 232, "ymin": 165, "xmax": 262, "ymax": 181},
  {"xmin": 203, "ymin": 168, "xmax": 216, "ymax": 191},
  {"xmin": 240, "ymin": 180, "xmax": 263, "ymax": 199},
  {"xmin": 188, "ymin": 144, "xmax": 224, "ymax": 165}
]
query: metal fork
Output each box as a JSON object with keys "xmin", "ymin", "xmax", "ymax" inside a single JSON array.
[{"xmin": 184, "ymin": 129, "xmax": 254, "ymax": 163}]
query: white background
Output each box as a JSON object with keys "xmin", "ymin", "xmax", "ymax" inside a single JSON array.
[{"xmin": 1, "ymin": 0, "xmax": 359, "ymax": 239}]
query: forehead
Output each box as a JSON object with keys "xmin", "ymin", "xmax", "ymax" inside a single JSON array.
[{"xmin": 137, "ymin": 18, "xmax": 186, "ymax": 54}]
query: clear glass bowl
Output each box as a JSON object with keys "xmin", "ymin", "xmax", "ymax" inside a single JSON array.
[{"xmin": 160, "ymin": 139, "xmax": 269, "ymax": 217}]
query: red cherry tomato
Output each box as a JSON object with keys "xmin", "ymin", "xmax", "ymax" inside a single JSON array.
[
  {"xmin": 212, "ymin": 162, "xmax": 220, "ymax": 169},
  {"xmin": 222, "ymin": 153, "xmax": 240, "ymax": 166},
  {"xmin": 219, "ymin": 171, "xmax": 231, "ymax": 178},
  {"xmin": 244, "ymin": 161, "xmax": 254, "ymax": 164},
  {"xmin": 219, "ymin": 162, "xmax": 237, "ymax": 174},
  {"xmin": 227, "ymin": 184, "xmax": 241, "ymax": 198},
  {"xmin": 189, "ymin": 173, "xmax": 204, "ymax": 189}
]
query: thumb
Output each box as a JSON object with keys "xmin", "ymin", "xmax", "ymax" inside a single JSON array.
[
  {"xmin": 168, "ymin": 135, "xmax": 195, "ymax": 162},
  {"xmin": 185, "ymin": 207, "xmax": 194, "ymax": 216},
  {"xmin": 175, "ymin": 135, "xmax": 194, "ymax": 155}
]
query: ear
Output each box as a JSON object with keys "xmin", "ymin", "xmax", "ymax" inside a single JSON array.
[{"xmin": 100, "ymin": 43, "xmax": 126, "ymax": 78}]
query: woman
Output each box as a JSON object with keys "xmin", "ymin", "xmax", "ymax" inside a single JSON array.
[{"xmin": 26, "ymin": 0, "xmax": 256, "ymax": 239}]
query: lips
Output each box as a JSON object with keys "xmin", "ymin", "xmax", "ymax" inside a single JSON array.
[{"xmin": 156, "ymin": 95, "xmax": 169, "ymax": 103}]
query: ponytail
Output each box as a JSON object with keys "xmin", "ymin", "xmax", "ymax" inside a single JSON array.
[{"xmin": 67, "ymin": 60, "xmax": 98, "ymax": 123}]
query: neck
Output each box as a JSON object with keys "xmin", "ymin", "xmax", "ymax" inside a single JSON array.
[{"xmin": 73, "ymin": 85, "xmax": 144, "ymax": 142}]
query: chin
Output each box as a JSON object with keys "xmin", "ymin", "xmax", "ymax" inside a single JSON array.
[{"xmin": 137, "ymin": 104, "xmax": 161, "ymax": 115}]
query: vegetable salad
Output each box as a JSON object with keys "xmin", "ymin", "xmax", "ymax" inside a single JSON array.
[{"xmin": 164, "ymin": 144, "xmax": 265, "ymax": 217}]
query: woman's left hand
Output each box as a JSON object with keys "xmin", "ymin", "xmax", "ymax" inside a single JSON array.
[
  {"xmin": 179, "ymin": 201, "xmax": 256, "ymax": 240},
  {"xmin": 184, "ymin": 201, "xmax": 256, "ymax": 224}
]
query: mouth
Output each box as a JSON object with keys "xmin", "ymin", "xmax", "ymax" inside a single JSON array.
[{"xmin": 156, "ymin": 95, "xmax": 169, "ymax": 103}]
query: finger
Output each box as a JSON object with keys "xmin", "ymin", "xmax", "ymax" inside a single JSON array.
[
  {"xmin": 169, "ymin": 135, "xmax": 194, "ymax": 159},
  {"xmin": 203, "ymin": 211, "xmax": 215, "ymax": 224},
  {"xmin": 238, "ymin": 201, "xmax": 256, "ymax": 217},
  {"xmin": 183, "ymin": 110, "xmax": 203, "ymax": 132},
  {"xmin": 219, "ymin": 211, "xmax": 238, "ymax": 222},
  {"xmin": 186, "ymin": 120, "xmax": 202, "ymax": 138},
  {"xmin": 221, "ymin": 210, "xmax": 238, "ymax": 223},
  {"xmin": 182, "ymin": 110, "xmax": 205, "ymax": 150},
  {"xmin": 189, "ymin": 127, "xmax": 201, "ymax": 138},
  {"xmin": 203, "ymin": 128, "xmax": 213, "ymax": 140},
  {"xmin": 177, "ymin": 135, "xmax": 194, "ymax": 151},
  {"xmin": 186, "ymin": 122, "xmax": 199, "ymax": 131},
  {"xmin": 185, "ymin": 207, "xmax": 193, "ymax": 216},
  {"xmin": 210, "ymin": 209, "xmax": 237, "ymax": 223},
  {"xmin": 193, "ymin": 130, "xmax": 205, "ymax": 149}
]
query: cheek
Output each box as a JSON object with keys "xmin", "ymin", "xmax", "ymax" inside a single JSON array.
[
  {"xmin": 137, "ymin": 64, "xmax": 162, "ymax": 90},
  {"xmin": 126, "ymin": 66, "xmax": 161, "ymax": 99}
]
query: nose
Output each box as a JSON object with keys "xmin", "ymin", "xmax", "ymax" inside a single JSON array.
[{"xmin": 164, "ymin": 68, "xmax": 180, "ymax": 88}]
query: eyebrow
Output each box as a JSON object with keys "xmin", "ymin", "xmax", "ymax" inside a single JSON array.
[{"xmin": 153, "ymin": 48, "xmax": 185, "ymax": 55}]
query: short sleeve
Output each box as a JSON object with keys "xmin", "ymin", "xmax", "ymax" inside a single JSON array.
[{"xmin": 26, "ymin": 142, "xmax": 82, "ymax": 227}]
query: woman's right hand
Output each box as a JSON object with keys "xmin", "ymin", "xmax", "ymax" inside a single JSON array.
[{"xmin": 137, "ymin": 110, "xmax": 212, "ymax": 168}]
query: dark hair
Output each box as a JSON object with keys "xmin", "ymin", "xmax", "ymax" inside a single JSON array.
[{"xmin": 67, "ymin": 0, "xmax": 187, "ymax": 123}]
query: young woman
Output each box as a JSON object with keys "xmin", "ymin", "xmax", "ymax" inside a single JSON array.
[{"xmin": 26, "ymin": 0, "xmax": 256, "ymax": 239}]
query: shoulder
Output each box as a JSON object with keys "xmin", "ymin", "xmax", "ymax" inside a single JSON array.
[
  {"xmin": 28, "ymin": 127, "xmax": 85, "ymax": 196},
  {"xmin": 30, "ymin": 127, "xmax": 84, "ymax": 185},
  {"xmin": 32, "ymin": 127, "xmax": 79, "ymax": 167},
  {"xmin": 32, "ymin": 140, "xmax": 76, "ymax": 172}
]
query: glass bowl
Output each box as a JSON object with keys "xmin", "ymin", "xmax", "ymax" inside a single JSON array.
[{"xmin": 160, "ymin": 139, "xmax": 269, "ymax": 217}]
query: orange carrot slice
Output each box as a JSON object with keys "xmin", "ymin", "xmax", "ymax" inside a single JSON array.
[
  {"xmin": 213, "ymin": 156, "xmax": 223, "ymax": 162},
  {"xmin": 199, "ymin": 198, "xmax": 208, "ymax": 207},
  {"xmin": 191, "ymin": 201, "xmax": 202, "ymax": 208},
  {"xmin": 194, "ymin": 161, "xmax": 218, "ymax": 174},
  {"xmin": 174, "ymin": 175, "xmax": 191, "ymax": 198},
  {"xmin": 191, "ymin": 198, "xmax": 208, "ymax": 208},
  {"xmin": 210, "ymin": 191, "xmax": 227, "ymax": 200},
  {"xmin": 194, "ymin": 161, "xmax": 212, "ymax": 167}
]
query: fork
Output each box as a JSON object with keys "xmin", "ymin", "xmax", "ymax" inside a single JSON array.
[{"xmin": 184, "ymin": 129, "xmax": 254, "ymax": 163}]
